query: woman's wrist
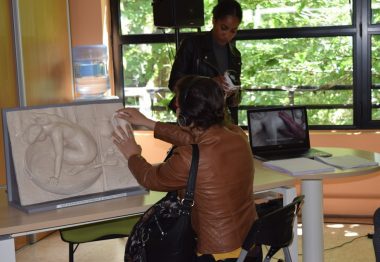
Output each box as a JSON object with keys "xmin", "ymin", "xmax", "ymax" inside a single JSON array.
[{"xmin": 145, "ymin": 119, "xmax": 156, "ymax": 130}]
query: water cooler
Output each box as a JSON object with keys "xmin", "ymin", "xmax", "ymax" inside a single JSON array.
[{"xmin": 72, "ymin": 45, "xmax": 110, "ymax": 99}]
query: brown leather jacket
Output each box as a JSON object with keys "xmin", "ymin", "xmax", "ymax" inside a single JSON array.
[{"xmin": 128, "ymin": 122, "xmax": 257, "ymax": 254}]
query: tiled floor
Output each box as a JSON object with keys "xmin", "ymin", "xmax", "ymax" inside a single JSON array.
[{"xmin": 16, "ymin": 223, "xmax": 376, "ymax": 262}]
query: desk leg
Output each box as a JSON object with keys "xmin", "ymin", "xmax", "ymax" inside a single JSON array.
[
  {"xmin": 272, "ymin": 186, "xmax": 298, "ymax": 262},
  {"xmin": 301, "ymin": 179, "xmax": 324, "ymax": 262},
  {"xmin": 0, "ymin": 236, "xmax": 16, "ymax": 262}
]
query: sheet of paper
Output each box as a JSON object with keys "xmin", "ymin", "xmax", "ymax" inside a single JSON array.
[
  {"xmin": 314, "ymin": 155, "xmax": 379, "ymax": 170},
  {"xmin": 263, "ymin": 157, "xmax": 335, "ymax": 176}
]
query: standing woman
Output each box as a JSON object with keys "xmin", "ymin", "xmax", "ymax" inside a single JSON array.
[
  {"xmin": 113, "ymin": 75, "xmax": 257, "ymax": 261},
  {"xmin": 168, "ymin": 0, "xmax": 243, "ymax": 124}
]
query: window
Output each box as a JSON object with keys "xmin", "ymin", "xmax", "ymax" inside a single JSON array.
[
  {"xmin": 239, "ymin": 1, "xmax": 352, "ymax": 29},
  {"xmin": 371, "ymin": 1, "xmax": 380, "ymax": 122},
  {"xmin": 111, "ymin": 0, "xmax": 380, "ymax": 129},
  {"xmin": 237, "ymin": 37, "xmax": 353, "ymax": 126}
]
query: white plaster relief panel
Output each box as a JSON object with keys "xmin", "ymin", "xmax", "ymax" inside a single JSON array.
[{"xmin": 6, "ymin": 102, "xmax": 138, "ymax": 206}]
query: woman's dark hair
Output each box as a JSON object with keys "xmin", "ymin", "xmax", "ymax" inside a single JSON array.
[
  {"xmin": 212, "ymin": 0, "xmax": 243, "ymax": 22},
  {"xmin": 175, "ymin": 75, "xmax": 225, "ymax": 129}
]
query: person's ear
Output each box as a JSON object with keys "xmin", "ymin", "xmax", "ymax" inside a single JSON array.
[{"xmin": 177, "ymin": 113, "xmax": 190, "ymax": 127}]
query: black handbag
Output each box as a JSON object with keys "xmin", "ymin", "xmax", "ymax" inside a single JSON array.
[{"xmin": 125, "ymin": 144, "xmax": 199, "ymax": 262}]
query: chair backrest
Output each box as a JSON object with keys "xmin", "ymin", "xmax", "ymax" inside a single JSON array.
[{"xmin": 242, "ymin": 195, "xmax": 304, "ymax": 251}]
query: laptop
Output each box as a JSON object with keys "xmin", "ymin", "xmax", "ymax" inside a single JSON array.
[{"xmin": 247, "ymin": 106, "xmax": 332, "ymax": 161}]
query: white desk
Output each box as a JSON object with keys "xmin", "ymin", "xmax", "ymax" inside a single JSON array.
[
  {"xmin": 0, "ymin": 164, "xmax": 296, "ymax": 262},
  {"xmin": 284, "ymin": 147, "xmax": 380, "ymax": 262}
]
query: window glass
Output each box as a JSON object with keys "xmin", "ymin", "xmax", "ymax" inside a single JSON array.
[
  {"xmin": 371, "ymin": 35, "xmax": 380, "ymax": 120},
  {"xmin": 120, "ymin": 0, "xmax": 215, "ymax": 35},
  {"xmin": 115, "ymin": 0, "xmax": 360, "ymax": 127},
  {"xmin": 120, "ymin": 0, "xmax": 353, "ymax": 34},
  {"xmin": 372, "ymin": 0, "xmax": 380, "ymax": 24},
  {"xmin": 119, "ymin": 0, "xmax": 154, "ymax": 34},
  {"xmin": 122, "ymin": 43, "xmax": 176, "ymax": 121},
  {"xmin": 239, "ymin": 0, "xmax": 352, "ymax": 29},
  {"xmin": 237, "ymin": 37, "xmax": 353, "ymax": 125}
]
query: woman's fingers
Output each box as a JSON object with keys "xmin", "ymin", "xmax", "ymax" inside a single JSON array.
[
  {"xmin": 111, "ymin": 122, "xmax": 142, "ymax": 159},
  {"xmin": 116, "ymin": 108, "xmax": 141, "ymax": 125},
  {"xmin": 112, "ymin": 123, "xmax": 135, "ymax": 143},
  {"xmin": 112, "ymin": 133, "xmax": 121, "ymax": 144},
  {"xmin": 124, "ymin": 124, "xmax": 135, "ymax": 140}
]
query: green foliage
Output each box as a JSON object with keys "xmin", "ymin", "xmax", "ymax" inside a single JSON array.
[
  {"xmin": 118, "ymin": 0, "xmax": 373, "ymax": 126},
  {"xmin": 238, "ymin": 0, "xmax": 352, "ymax": 29},
  {"xmin": 372, "ymin": 1, "xmax": 380, "ymax": 24},
  {"xmin": 120, "ymin": 0, "xmax": 154, "ymax": 34},
  {"xmin": 239, "ymin": 37, "xmax": 352, "ymax": 89}
]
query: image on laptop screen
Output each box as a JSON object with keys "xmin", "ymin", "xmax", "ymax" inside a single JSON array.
[{"xmin": 247, "ymin": 106, "xmax": 308, "ymax": 150}]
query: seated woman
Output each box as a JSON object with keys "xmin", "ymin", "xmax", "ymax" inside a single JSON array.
[{"xmin": 113, "ymin": 75, "xmax": 258, "ymax": 261}]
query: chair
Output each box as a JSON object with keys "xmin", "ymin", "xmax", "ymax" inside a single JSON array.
[
  {"xmin": 237, "ymin": 195, "xmax": 304, "ymax": 262},
  {"xmin": 60, "ymin": 216, "xmax": 140, "ymax": 262}
]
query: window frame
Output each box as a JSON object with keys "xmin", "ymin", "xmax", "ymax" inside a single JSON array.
[{"xmin": 110, "ymin": 0, "xmax": 380, "ymax": 130}]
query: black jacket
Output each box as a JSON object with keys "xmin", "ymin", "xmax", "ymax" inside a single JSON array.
[{"xmin": 168, "ymin": 31, "xmax": 242, "ymax": 109}]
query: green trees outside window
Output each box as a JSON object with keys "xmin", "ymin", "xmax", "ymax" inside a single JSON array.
[
  {"xmin": 238, "ymin": 37, "xmax": 353, "ymax": 126},
  {"xmin": 112, "ymin": 0, "xmax": 380, "ymax": 128}
]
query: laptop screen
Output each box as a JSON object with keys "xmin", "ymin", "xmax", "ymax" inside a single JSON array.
[{"xmin": 247, "ymin": 106, "xmax": 311, "ymax": 154}]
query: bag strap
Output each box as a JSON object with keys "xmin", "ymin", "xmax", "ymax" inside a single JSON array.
[
  {"xmin": 181, "ymin": 144, "xmax": 199, "ymax": 209},
  {"xmin": 163, "ymin": 145, "xmax": 176, "ymax": 162}
]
